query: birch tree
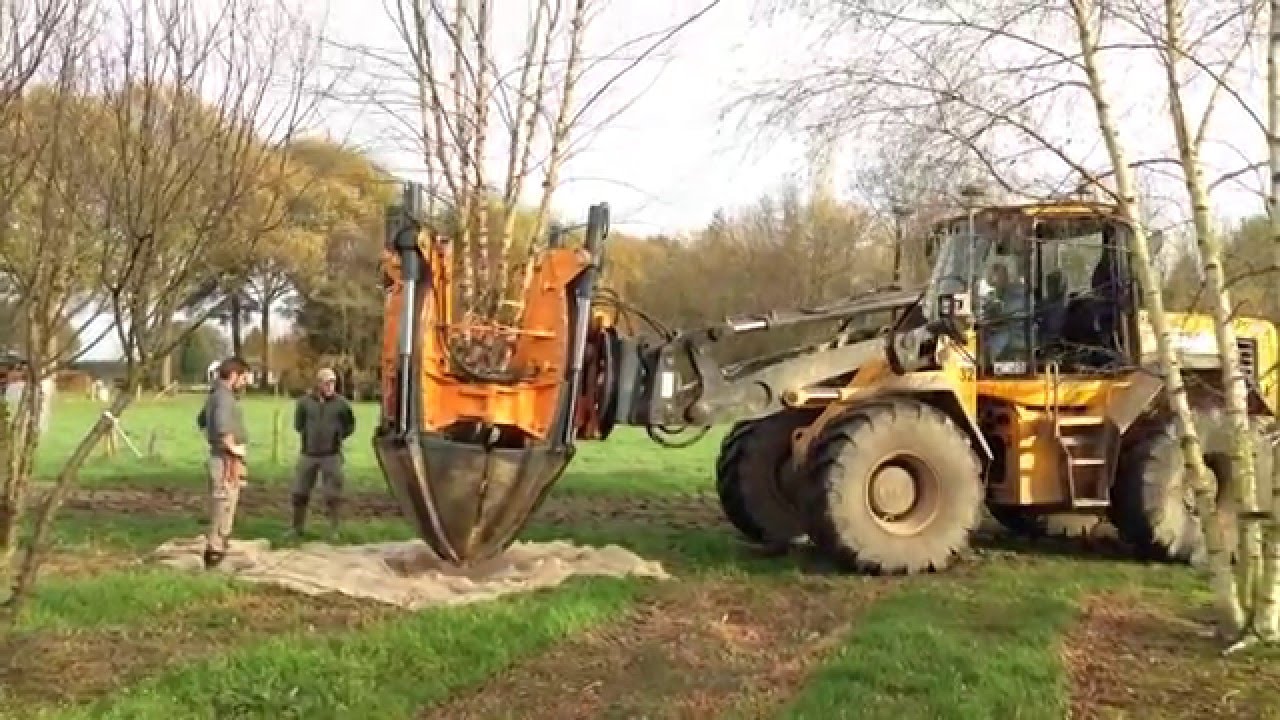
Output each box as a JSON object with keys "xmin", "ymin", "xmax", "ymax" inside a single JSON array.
[
  {"xmin": 1252, "ymin": 0, "xmax": 1280, "ymax": 644},
  {"xmin": 368, "ymin": 0, "xmax": 722, "ymax": 376},
  {"xmin": 1072, "ymin": 0, "xmax": 1244, "ymax": 634},
  {"xmin": 1139, "ymin": 0, "xmax": 1266, "ymax": 641}
]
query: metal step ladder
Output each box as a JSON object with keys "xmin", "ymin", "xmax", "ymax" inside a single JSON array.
[{"xmin": 1045, "ymin": 362, "xmax": 1112, "ymax": 508}]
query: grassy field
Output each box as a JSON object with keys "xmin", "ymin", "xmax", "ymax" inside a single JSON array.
[
  {"xmin": 34, "ymin": 395, "xmax": 720, "ymax": 496},
  {"xmin": 4, "ymin": 393, "xmax": 1279, "ymax": 719}
]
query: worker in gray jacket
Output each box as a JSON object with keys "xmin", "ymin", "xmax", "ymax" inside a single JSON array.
[
  {"xmin": 197, "ymin": 357, "xmax": 250, "ymax": 569},
  {"xmin": 290, "ymin": 367, "xmax": 356, "ymax": 537}
]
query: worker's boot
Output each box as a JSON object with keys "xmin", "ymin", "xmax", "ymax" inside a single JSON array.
[
  {"xmin": 203, "ymin": 544, "xmax": 225, "ymax": 570},
  {"xmin": 288, "ymin": 493, "xmax": 309, "ymax": 540},
  {"xmin": 325, "ymin": 496, "xmax": 343, "ymax": 539}
]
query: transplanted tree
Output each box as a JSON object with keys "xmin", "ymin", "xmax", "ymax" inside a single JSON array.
[
  {"xmin": 368, "ymin": 0, "xmax": 723, "ymax": 375},
  {"xmin": 0, "ymin": 0, "xmax": 327, "ymax": 619}
]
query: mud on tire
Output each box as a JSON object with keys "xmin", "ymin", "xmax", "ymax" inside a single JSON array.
[
  {"xmin": 714, "ymin": 409, "xmax": 816, "ymax": 545},
  {"xmin": 1110, "ymin": 407, "xmax": 1274, "ymax": 563},
  {"xmin": 804, "ymin": 398, "xmax": 984, "ymax": 575}
]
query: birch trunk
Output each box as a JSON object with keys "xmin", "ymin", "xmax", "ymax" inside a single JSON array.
[
  {"xmin": 496, "ymin": 0, "xmax": 553, "ymax": 318},
  {"xmin": 1070, "ymin": 0, "xmax": 1244, "ymax": 631},
  {"xmin": 1163, "ymin": 0, "xmax": 1256, "ymax": 631},
  {"xmin": 452, "ymin": 0, "xmax": 476, "ymax": 316},
  {"xmin": 471, "ymin": 0, "xmax": 492, "ymax": 316},
  {"xmin": 1256, "ymin": 0, "xmax": 1280, "ymax": 639},
  {"xmin": 505, "ymin": 0, "xmax": 589, "ymax": 329}
]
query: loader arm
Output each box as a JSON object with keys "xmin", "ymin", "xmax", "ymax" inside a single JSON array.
[
  {"xmin": 617, "ymin": 288, "xmax": 925, "ymax": 433},
  {"xmin": 373, "ymin": 182, "xmax": 938, "ymax": 566}
]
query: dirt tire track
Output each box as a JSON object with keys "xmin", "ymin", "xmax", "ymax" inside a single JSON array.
[
  {"xmin": 418, "ymin": 576, "xmax": 892, "ymax": 720},
  {"xmin": 1063, "ymin": 592, "xmax": 1280, "ymax": 720},
  {"xmin": 53, "ymin": 486, "xmax": 728, "ymax": 532}
]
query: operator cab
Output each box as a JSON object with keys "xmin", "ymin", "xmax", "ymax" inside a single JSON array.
[{"xmin": 925, "ymin": 204, "xmax": 1136, "ymax": 378}]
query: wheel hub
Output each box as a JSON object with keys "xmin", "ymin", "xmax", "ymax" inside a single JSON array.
[{"xmin": 870, "ymin": 464, "xmax": 917, "ymax": 518}]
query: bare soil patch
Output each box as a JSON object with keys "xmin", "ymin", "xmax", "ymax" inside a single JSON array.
[
  {"xmin": 420, "ymin": 575, "xmax": 891, "ymax": 720},
  {"xmin": 1063, "ymin": 592, "xmax": 1280, "ymax": 720},
  {"xmin": 56, "ymin": 486, "xmax": 727, "ymax": 531}
]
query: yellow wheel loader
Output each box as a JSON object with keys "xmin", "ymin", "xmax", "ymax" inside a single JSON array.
[{"xmin": 373, "ymin": 182, "xmax": 1278, "ymax": 573}]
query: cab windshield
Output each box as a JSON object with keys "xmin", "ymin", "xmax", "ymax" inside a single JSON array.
[{"xmin": 922, "ymin": 229, "xmax": 990, "ymax": 323}]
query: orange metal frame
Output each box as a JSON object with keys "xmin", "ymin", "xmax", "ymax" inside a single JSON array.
[{"xmin": 380, "ymin": 233, "xmax": 594, "ymax": 441}]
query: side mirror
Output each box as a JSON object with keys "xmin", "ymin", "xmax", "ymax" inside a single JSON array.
[{"xmin": 937, "ymin": 291, "xmax": 972, "ymax": 322}]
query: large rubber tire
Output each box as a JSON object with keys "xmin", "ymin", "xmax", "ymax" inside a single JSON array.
[
  {"xmin": 1110, "ymin": 408, "xmax": 1274, "ymax": 563},
  {"xmin": 804, "ymin": 398, "xmax": 984, "ymax": 574},
  {"xmin": 989, "ymin": 507, "xmax": 1103, "ymax": 539},
  {"xmin": 714, "ymin": 410, "xmax": 814, "ymax": 545}
]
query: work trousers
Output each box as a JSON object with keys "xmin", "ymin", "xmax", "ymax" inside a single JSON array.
[
  {"xmin": 292, "ymin": 453, "xmax": 345, "ymax": 503},
  {"xmin": 206, "ymin": 452, "xmax": 245, "ymax": 553}
]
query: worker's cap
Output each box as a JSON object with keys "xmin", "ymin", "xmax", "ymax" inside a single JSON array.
[{"xmin": 316, "ymin": 368, "xmax": 337, "ymax": 383}]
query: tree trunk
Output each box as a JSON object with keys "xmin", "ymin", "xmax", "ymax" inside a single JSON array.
[
  {"xmin": 5, "ymin": 388, "xmax": 132, "ymax": 615},
  {"xmin": 496, "ymin": 0, "xmax": 551, "ymax": 313},
  {"xmin": 1258, "ymin": 0, "xmax": 1280, "ymax": 640},
  {"xmin": 508, "ymin": 0, "xmax": 590, "ymax": 329},
  {"xmin": 259, "ymin": 301, "xmax": 271, "ymax": 391},
  {"xmin": 160, "ymin": 352, "xmax": 173, "ymax": 390},
  {"xmin": 1070, "ymin": 0, "xmax": 1243, "ymax": 632},
  {"xmin": 0, "ymin": 340, "xmax": 47, "ymax": 608},
  {"xmin": 452, "ymin": 0, "xmax": 476, "ymax": 315},
  {"xmin": 229, "ymin": 293, "xmax": 244, "ymax": 357},
  {"xmin": 1162, "ymin": 0, "xmax": 1255, "ymax": 634},
  {"xmin": 0, "ymin": 393, "xmax": 14, "ymax": 592}
]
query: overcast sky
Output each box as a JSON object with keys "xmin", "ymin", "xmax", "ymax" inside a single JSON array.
[{"xmin": 76, "ymin": 0, "xmax": 1274, "ymax": 362}]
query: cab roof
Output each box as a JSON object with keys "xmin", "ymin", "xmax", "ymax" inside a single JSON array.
[{"xmin": 933, "ymin": 200, "xmax": 1129, "ymax": 226}]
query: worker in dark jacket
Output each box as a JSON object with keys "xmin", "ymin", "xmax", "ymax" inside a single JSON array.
[{"xmin": 290, "ymin": 367, "xmax": 356, "ymax": 537}]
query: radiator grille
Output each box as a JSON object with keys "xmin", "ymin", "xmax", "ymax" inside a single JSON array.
[{"xmin": 1237, "ymin": 337, "xmax": 1258, "ymax": 389}]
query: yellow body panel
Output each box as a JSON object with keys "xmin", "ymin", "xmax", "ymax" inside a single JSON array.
[{"xmin": 1139, "ymin": 310, "xmax": 1280, "ymax": 413}]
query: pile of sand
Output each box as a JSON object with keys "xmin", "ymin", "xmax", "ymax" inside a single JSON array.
[{"xmin": 149, "ymin": 537, "xmax": 670, "ymax": 610}]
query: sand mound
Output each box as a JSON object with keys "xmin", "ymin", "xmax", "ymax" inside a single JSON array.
[{"xmin": 148, "ymin": 536, "xmax": 670, "ymax": 610}]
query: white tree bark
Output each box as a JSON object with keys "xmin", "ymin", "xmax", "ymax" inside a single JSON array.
[
  {"xmin": 1161, "ymin": 0, "xmax": 1256, "ymax": 633},
  {"xmin": 1257, "ymin": 0, "xmax": 1280, "ymax": 640},
  {"xmin": 1070, "ymin": 0, "xmax": 1244, "ymax": 631}
]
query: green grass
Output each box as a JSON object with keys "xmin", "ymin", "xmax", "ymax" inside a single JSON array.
[
  {"xmin": 10, "ymin": 512, "xmax": 1244, "ymax": 720},
  {"xmin": 37, "ymin": 394, "xmax": 722, "ymax": 495},
  {"xmin": 16, "ymin": 393, "xmax": 1261, "ymax": 720},
  {"xmin": 778, "ymin": 557, "xmax": 1196, "ymax": 720},
  {"xmin": 17, "ymin": 568, "xmax": 244, "ymax": 632},
  {"xmin": 42, "ymin": 578, "xmax": 643, "ymax": 720}
]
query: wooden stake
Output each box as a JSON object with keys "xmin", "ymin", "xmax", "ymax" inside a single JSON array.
[{"xmin": 271, "ymin": 408, "xmax": 282, "ymax": 464}]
